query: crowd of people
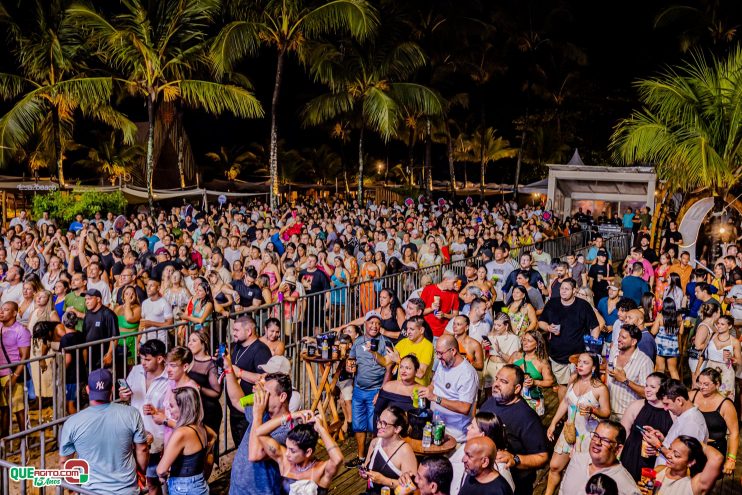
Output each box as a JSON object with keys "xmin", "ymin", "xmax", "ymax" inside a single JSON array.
[{"xmin": 0, "ymin": 198, "xmax": 738, "ymax": 495}]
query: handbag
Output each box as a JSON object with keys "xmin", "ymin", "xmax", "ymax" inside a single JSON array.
[{"xmin": 563, "ymin": 421, "xmax": 577, "ymax": 445}]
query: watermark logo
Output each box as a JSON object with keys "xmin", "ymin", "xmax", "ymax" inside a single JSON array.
[{"xmin": 9, "ymin": 459, "xmax": 89, "ymax": 487}]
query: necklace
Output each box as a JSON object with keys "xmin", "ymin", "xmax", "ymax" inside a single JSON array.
[
  {"xmin": 717, "ymin": 334, "xmax": 731, "ymax": 343},
  {"xmin": 233, "ymin": 339, "xmax": 254, "ymax": 364},
  {"xmin": 293, "ymin": 459, "xmax": 317, "ymax": 473}
]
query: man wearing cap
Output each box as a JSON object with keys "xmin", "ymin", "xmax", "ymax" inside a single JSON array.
[
  {"xmin": 83, "ymin": 288, "xmax": 119, "ymax": 369},
  {"xmin": 346, "ymin": 313, "xmax": 393, "ymax": 467},
  {"xmin": 257, "ymin": 356, "xmax": 302, "ymax": 412},
  {"xmin": 60, "ymin": 368, "xmax": 149, "ymax": 495}
]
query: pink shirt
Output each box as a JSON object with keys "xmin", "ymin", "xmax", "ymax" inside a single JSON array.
[{"xmin": 0, "ymin": 322, "xmax": 31, "ymax": 377}]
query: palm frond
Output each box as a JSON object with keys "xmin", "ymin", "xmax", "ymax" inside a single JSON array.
[
  {"xmin": 178, "ymin": 79, "xmax": 264, "ymax": 118},
  {"xmin": 0, "ymin": 91, "xmax": 47, "ymax": 166},
  {"xmin": 209, "ymin": 20, "xmax": 263, "ymax": 75},
  {"xmin": 302, "ymin": 91, "xmax": 355, "ymax": 127},
  {"xmin": 300, "ymin": 0, "xmax": 379, "ymax": 42},
  {"xmin": 363, "ymin": 86, "xmax": 399, "ymax": 140},
  {"xmin": 0, "ymin": 73, "xmax": 35, "ymax": 100}
]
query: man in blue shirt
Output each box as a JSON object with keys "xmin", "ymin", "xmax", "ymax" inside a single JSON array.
[
  {"xmin": 224, "ymin": 368, "xmax": 292, "ymax": 495},
  {"xmin": 621, "ymin": 262, "xmax": 650, "ymax": 305},
  {"xmin": 60, "ymin": 368, "xmax": 148, "ymax": 495},
  {"xmin": 622, "ymin": 207, "xmax": 635, "ymax": 231}
]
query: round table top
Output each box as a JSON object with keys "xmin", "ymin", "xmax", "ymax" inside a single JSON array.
[
  {"xmin": 405, "ymin": 434, "xmax": 458, "ymax": 456},
  {"xmin": 300, "ymin": 351, "xmax": 345, "ymax": 364}
]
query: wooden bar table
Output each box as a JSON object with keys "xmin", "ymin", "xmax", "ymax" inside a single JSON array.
[
  {"xmin": 404, "ymin": 434, "xmax": 458, "ymax": 456},
  {"xmin": 301, "ymin": 351, "xmax": 346, "ymax": 440}
]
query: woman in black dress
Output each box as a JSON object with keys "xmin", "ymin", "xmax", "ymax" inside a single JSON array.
[
  {"xmin": 588, "ymin": 250, "xmax": 614, "ymax": 304},
  {"xmin": 619, "ymin": 372, "xmax": 673, "ymax": 480},
  {"xmin": 186, "ymin": 331, "xmax": 223, "ymax": 456}
]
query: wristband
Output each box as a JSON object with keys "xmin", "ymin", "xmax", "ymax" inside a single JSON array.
[
  {"xmin": 728, "ymin": 454, "xmax": 737, "ymax": 460},
  {"xmin": 224, "ymin": 368, "xmax": 232, "ymax": 375}
]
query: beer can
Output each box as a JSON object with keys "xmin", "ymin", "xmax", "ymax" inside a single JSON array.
[
  {"xmin": 381, "ymin": 487, "xmax": 391, "ymax": 495},
  {"xmin": 640, "ymin": 439, "xmax": 650, "ymax": 458},
  {"xmin": 433, "ymin": 422, "xmax": 445, "ymax": 446}
]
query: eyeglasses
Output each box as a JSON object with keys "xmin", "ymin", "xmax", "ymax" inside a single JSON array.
[
  {"xmin": 590, "ymin": 431, "xmax": 618, "ymax": 447},
  {"xmin": 434, "ymin": 347, "xmax": 455, "ymax": 357},
  {"xmin": 377, "ymin": 419, "xmax": 396, "ymax": 429}
]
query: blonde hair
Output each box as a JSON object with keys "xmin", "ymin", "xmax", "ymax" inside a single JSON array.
[{"xmin": 173, "ymin": 387, "xmax": 204, "ymax": 427}]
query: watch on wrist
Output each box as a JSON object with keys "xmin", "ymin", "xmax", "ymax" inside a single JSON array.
[
  {"xmin": 623, "ymin": 377, "xmax": 630, "ymax": 385},
  {"xmin": 435, "ymin": 396, "xmax": 442, "ymax": 405},
  {"xmin": 513, "ymin": 454, "xmax": 521, "ymax": 466}
]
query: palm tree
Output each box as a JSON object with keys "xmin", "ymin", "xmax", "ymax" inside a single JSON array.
[
  {"xmin": 611, "ymin": 48, "xmax": 742, "ymax": 198},
  {"xmin": 0, "ymin": 0, "xmax": 136, "ymax": 185},
  {"xmin": 68, "ymin": 0, "xmax": 264, "ymax": 211},
  {"xmin": 302, "ymin": 41, "xmax": 444, "ymax": 201},
  {"xmin": 205, "ymin": 146, "xmax": 257, "ymax": 180},
  {"xmin": 464, "ymin": 127, "xmax": 517, "ymax": 199},
  {"xmin": 210, "ymin": 0, "xmax": 379, "ymax": 209},
  {"xmin": 71, "ymin": 132, "xmax": 144, "ymax": 185}
]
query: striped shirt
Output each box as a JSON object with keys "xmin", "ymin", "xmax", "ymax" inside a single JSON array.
[{"xmin": 607, "ymin": 347, "xmax": 654, "ymax": 420}]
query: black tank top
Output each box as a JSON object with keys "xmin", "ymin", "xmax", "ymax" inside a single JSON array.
[
  {"xmin": 170, "ymin": 425, "xmax": 207, "ymax": 478},
  {"xmin": 621, "ymin": 400, "xmax": 674, "ymax": 481},
  {"xmin": 693, "ymin": 391, "xmax": 730, "ymax": 456}
]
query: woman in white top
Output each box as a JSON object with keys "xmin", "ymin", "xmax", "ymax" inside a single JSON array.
[
  {"xmin": 449, "ymin": 411, "xmax": 515, "ymax": 495},
  {"xmin": 655, "ymin": 436, "xmax": 723, "ymax": 495},
  {"xmin": 483, "ymin": 313, "xmax": 521, "ymax": 385},
  {"xmin": 698, "ymin": 315, "xmax": 741, "ymax": 400},
  {"xmin": 29, "ymin": 290, "xmax": 60, "ymax": 400},
  {"xmin": 545, "ymin": 353, "xmax": 611, "ymax": 495}
]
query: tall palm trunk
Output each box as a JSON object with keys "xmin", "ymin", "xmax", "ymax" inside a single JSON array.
[
  {"xmin": 358, "ymin": 126, "xmax": 365, "ymax": 202},
  {"xmin": 51, "ymin": 106, "xmax": 64, "ymax": 186},
  {"xmin": 269, "ymin": 50, "xmax": 286, "ymax": 210},
  {"xmin": 425, "ymin": 119, "xmax": 432, "ymax": 193},
  {"xmin": 447, "ymin": 131, "xmax": 456, "ymax": 195},
  {"xmin": 513, "ymin": 129, "xmax": 526, "ymax": 201},
  {"xmin": 407, "ymin": 127, "xmax": 415, "ymax": 186},
  {"xmin": 479, "ymin": 136, "xmax": 486, "ymax": 201},
  {"xmin": 146, "ymin": 94, "xmax": 156, "ymax": 213}
]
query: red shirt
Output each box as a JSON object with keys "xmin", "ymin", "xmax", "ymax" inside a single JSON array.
[{"xmin": 421, "ymin": 284, "xmax": 460, "ymax": 337}]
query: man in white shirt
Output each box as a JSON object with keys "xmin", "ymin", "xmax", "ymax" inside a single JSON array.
[
  {"xmin": 644, "ymin": 379, "xmax": 709, "ymax": 468},
  {"xmin": 485, "ymin": 247, "xmax": 514, "ymax": 299},
  {"xmin": 86, "ymin": 262, "xmax": 112, "ymax": 306},
  {"xmin": 606, "ymin": 325, "xmax": 654, "ymax": 421},
  {"xmin": 419, "ymin": 334, "xmax": 479, "ymax": 442},
  {"xmin": 119, "ymin": 340, "xmax": 169, "ymax": 495},
  {"xmin": 558, "ymin": 421, "xmax": 639, "ymax": 495},
  {"xmin": 725, "ymin": 283, "xmax": 742, "ymax": 322},
  {"xmin": 140, "ymin": 279, "xmax": 174, "ymax": 346},
  {"xmin": 463, "ymin": 298, "xmax": 491, "ymax": 343},
  {"xmin": 0, "ymin": 265, "xmax": 24, "ymax": 304}
]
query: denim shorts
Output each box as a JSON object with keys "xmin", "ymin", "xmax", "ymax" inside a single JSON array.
[
  {"xmin": 65, "ymin": 384, "xmax": 77, "ymax": 402},
  {"xmin": 352, "ymin": 386, "xmax": 379, "ymax": 433},
  {"xmin": 167, "ymin": 473, "xmax": 209, "ymax": 495},
  {"xmin": 145, "ymin": 452, "xmax": 161, "ymax": 479}
]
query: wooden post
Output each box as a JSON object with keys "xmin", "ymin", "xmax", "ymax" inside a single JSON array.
[{"xmin": 1, "ymin": 191, "xmax": 5, "ymax": 228}]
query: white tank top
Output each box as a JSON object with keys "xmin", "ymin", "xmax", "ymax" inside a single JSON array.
[{"xmin": 656, "ymin": 470, "xmax": 693, "ymax": 495}]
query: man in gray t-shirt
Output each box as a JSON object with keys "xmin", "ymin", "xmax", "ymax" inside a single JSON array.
[
  {"xmin": 60, "ymin": 369, "xmax": 148, "ymax": 495},
  {"xmin": 347, "ymin": 314, "xmax": 393, "ymax": 467}
]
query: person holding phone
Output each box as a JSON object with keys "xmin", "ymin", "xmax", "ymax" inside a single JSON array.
[{"xmin": 119, "ymin": 340, "xmax": 170, "ymax": 495}]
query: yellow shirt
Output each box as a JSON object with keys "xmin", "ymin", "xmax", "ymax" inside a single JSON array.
[{"xmin": 395, "ymin": 337, "xmax": 434, "ymax": 385}]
